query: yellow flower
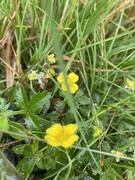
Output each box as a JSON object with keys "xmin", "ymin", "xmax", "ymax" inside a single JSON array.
[
  {"xmin": 45, "ymin": 68, "xmax": 55, "ymax": 79},
  {"xmin": 61, "ymin": 82, "xmax": 78, "ymax": 94},
  {"xmin": 68, "ymin": 83, "xmax": 78, "ymax": 94},
  {"xmin": 68, "ymin": 72, "xmax": 79, "ymax": 83},
  {"xmin": 44, "ymin": 123, "xmax": 79, "ymax": 148},
  {"xmin": 57, "ymin": 72, "xmax": 64, "ymax": 83},
  {"xmin": 93, "ymin": 126, "xmax": 103, "ymax": 137},
  {"xmin": 57, "ymin": 72, "xmax": 79, "ymax": 94},
  {"xmin": 47, "ymin": 54, "xmax": 56, "ymax": 64},
  {"xmin": 27, "ymin": 70, "xmax": 38, "ymax": 81},
  {"xmin": 125, "ymin": 79, "xmax": 135, "ymax": 90}
]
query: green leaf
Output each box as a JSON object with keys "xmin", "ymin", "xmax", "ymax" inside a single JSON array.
[
  {"xmin": 16, "ymin": 89, "xmax": 52, "ymax": 128},
  {"xmin": 15, "ymin": 87, "xmax": 29, "ymax": 111},
  {"xmin": 25, "ymin": 113, "xmax": 41, "ymax": 128},
  {"xmin": 12, "ymin": 141, "xmax": 39, "ymax": 157},
  {"xmin": 0, "ymin": 116, "xmax": 9, "ymax": 131},
  {"xmin": 46, "ymin": 111, "xmax": 60, "ymax": 121},
  {"xmin": 29, "ymin": 91, "xmax": 52, "ymax": 113},
  {"xmin": 17, "ymin": 157, "xmax": 36, "ymax": 179},
  {"xmin": 9, "ymin": 121, "xmax": 27, "ymax": 140},
  {"xmin": 119, "ymin": 60, "xmax": 135, "ymax": 68},
  {"xmin": 12, "ymin": 144, "xmax": 27, "ymax": 155},
  {"xmin": 77, "ymin": 96, "xmax": 89, "ymax": 105},
  {"xmin": 36, "ymin": 152, "xmax": 56, "ymax": 170},
  {"xmin": 0, "ymin": 98, "xmax": 10, "ymax": 111}
]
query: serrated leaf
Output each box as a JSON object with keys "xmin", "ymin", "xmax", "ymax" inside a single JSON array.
[
  {"xmin": 9, "ymin": 121, "xmax": 27, "ymax": 140},
  {"xmin": 15, "ymin": 87, "xmax": 29, "ymax": 111},
  {"xmin": 17, "ymin": 157, "xmax": 36, "ymax": 179},
  {"xmin": 36, "ymin": 152, "xmax": 56, "ymax": 170},
  {"xmin": 0, "ymin": 98, "xmax": 10, "ymax": 111},
  {"xmin": 29, "ymin": 91, "xmax": 52, "ymax": 112},
  {"xmin": 15, "ymin": 89, "xmax": 52, "ymax": 128},
  {"xmin": 12, "ymin": 144, "xmax": 27, "ymax": 155},
  {"xmin": 12, "ymin": 141, "xmax": 38, "ymax": 157},
  {"xmin": 25, "ymin": 113, "xmax": 41, "ymax": 128}
]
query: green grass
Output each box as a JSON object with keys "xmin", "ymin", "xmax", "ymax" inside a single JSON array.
[{"xmin": 0, "ymin": 0, "xmax": 135, "ymax": 179}]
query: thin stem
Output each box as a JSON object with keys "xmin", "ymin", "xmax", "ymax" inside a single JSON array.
[{"xmin": 73, "ymin": 146, "xmax": 135, "ymax": 162}]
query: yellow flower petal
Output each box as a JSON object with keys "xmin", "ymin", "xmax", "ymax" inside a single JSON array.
[
  {"xmin": 63, "ymin": 124, "xmax": 78, "ymax": 136},
  {"xmin": 61, "ymin": 82, "xmax": 78, "ymax": 94},
  {"xmin": 68, "ymin": 72, "xmax": 79, "ymax": 83},
  {"xmin": 61, "ymin": 135, "xmax": 79, "ymax": 148},
  {"xmin": 45, "ymin": 135, "xmax": 61, "ymax": 147},
  {"xmin": 57, "ymin": 72, "xmax": 79, "ymax": 94},
  {"xmin": 69, "ymin": 83, "xmax": 78, "ymax": 94},
  {"xmin": 46, "ymin": 123, "xmax": 63, "ymax": 137},
  {"xmin": 57, "ymin": 73, "xmax": 64, "ymax": 83}
]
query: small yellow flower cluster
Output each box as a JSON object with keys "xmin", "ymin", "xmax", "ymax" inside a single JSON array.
[
  {"xmin": 125, "ymin": 79, "xmax": 135, "ymax": 90},
  {"xmin": 93, "ymin": 126, "xmax": 103, "ymax": 137},
  {"xmin": 57, "ymin": 72, "xmax": 79, "ymax": 94},
  {"xmin": 27, "ymin": 54, "xmax": 56, "ymax": 82},
  {"xmin": 47, "ymin": 54, "xmax": 56, "ymax": 64},
  {"xmin": 27, "ymin": 68, "xmax": 55, "ymax": 82},
  {"xmin": 27, "ymin": 70, "xmax": 38, "ymax": 81},
  {"xmin": 44, "ymin": 123, "xmax": 79, "ymax": 148},
  {"xmin": 45, "ymin": 68, "xmax": 55, "ymax": 79}
]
